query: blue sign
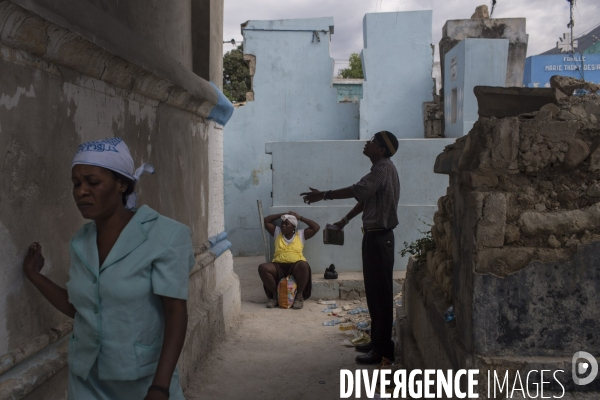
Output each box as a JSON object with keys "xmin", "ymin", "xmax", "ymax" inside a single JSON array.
[{"xmin": 524, "ymin": 54, "xmax": 600, "ymax": 88}]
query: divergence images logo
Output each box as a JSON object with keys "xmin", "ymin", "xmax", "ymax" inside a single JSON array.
[{"xmin": 572, "ymin": 351, "xmax": 598, "ymax": 386}]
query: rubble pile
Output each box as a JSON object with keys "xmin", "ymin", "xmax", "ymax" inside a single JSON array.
[{"xmin": 399, "ymin": 79, "xmax": 600, "ymax": 394}]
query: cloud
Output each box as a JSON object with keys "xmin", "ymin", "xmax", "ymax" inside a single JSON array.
[{"xmin": 224, "ymin": 0, "xmax": 600, "ymax": 61}]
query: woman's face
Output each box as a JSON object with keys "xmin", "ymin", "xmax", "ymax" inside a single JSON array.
[
  {"xmin": 72, "ymin": 164, "xmax": 125, "ymax": 220},
  {"xmin": 281, "ymin": 219, "xmax": 295, "ymax": 236}
]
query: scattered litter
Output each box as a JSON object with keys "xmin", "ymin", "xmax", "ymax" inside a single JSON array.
[
  {"xmin": 321, "ymin": 305, "xmax": 338, "ymax": 312},
  {"xmin": 444, "ymin": 306, "xmax": 455, "ymax": 322},
  {"xmin": 574, "ymin": 89, "xmax": 591, "ymax": 96},
  {"xmin": 356, "ymin": 321, "xmax": 369, "ymax": 329},
  {"xmin": 340, "ymin": 339, "xmax": 355, "ymax": 347},
  {"xmin": 348, "ymin": 307, "xmax": 369, "ymax": 315},
  {"xmin": 339, "ymin": 323, "xmax": 357, "ymax": 331},
  {"xmin": 318, "ymin": 300, "xmax": 337, "ymax": 305},
  {"xmin": 353, "ymin": 300, "xmax": 361, "ymax": 304},
  {"xmin": 336, "ymin": 311, "xmax": 346, "ymax": 317},
  {"xmin": 350, "ymin": 333, "xmax": 371, "ymax": 346},
  {"xmin": 394, "ymin": 299, "xmax": 402, "ymax": 306},
  {"xmin": 323, "ymin": 319, "xmax": 342, "ymax": 326}
]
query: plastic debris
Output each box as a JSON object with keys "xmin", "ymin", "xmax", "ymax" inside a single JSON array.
[
  {"xmin": 444, "ymin": 306, "xmax": 455, "ymax": 322},
  {"xmin": 356, "ymin": 321, "xmax": 369, "ymax": 329},
  {"xmin": 347, "ymin": 307, "xmax": 369, "ymax": 315},
  {"xmin": 323, "ymin": 319, "xmax": 342, "ymax": 326},
  {"xmin": 395, "ymin": 299, "xmax": 402, "ymax": 306},
  {"xmin": 350, "ymin": 333, "xmax": 371, "ymax": 346},
  {"xmin": 340, "ymin": 339, "xmax": 355, "ymax": 347},
  {"xmin": 339, "ymin": 323, "xmax": 357, "ymax": 331},
  {"xmin": 574, "ymin": 89, "xmax": 592, "ymax": 96},
  {"xmin": 317, "ymin": 300, "xmax": 337, "ymax": 305}
]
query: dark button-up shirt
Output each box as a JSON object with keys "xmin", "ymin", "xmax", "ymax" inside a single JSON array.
[{"xmin": 351, "ymin": 158, "xmax": 400, "ymax": 229}]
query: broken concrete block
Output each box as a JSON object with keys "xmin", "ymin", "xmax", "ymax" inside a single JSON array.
[
  {"xmin": 535, "ymin": 109, "xmax": 553, "ymax": 121},
  {"xmin": 589, "ymin": 146, "xmax": 600, "ymax": 172},
  {"xmin": 519, "ymin": 203, "xmax": 600, "ymax": 236},
  {"xmin": 460, "ymin": 171, "xmax": 498, "ymax": 188},
  {"xmin": 547, "ymin": 235, "xmax": 561, "ymax": 248},
  {"xmin": 504, "ymin": 224, "xmax": 520, "ymax": 244},
  {"xmin": 471, "ymin": 5, "xmax": 489, "ymax": 19},
  {"xmin": 550, "ymin": 75, "xmax": 600, "ymax": 95},
  {"xmin": 476, "ymin": 193, "xmax": 506, "ymax": 248},
  {"xmin": 569, "ymin": 105, "xmax": 587, "ymax": 119},
  {"xmin": 563, "ymin": 139, "xmax": 590, "ymax": 170},
  {"xmin": 587, "ymin": 183, "xmax": 600, "ymax": 198},
  {"xmin": 539, "ymin": 103, "xmax": 560, "ymax": 116},
  {"xmin": 556, "ymin": 110, "xmax": 578, "ymax": 121}
]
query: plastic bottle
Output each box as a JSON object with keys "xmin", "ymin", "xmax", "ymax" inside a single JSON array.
[
  {"xmin": 444, "ymin": 306, "xmax": 455, "ymax": 322},
  {"xmin": 574, "ymin": 88, "xmax": 590, "ymax": 96},
  {"xmin": 322, "ymin": 319, "xmax": 342, "ymax": 326},
  {"xmin": 356, "ymin": 321, "xmax": 369, "ymax": 329}
]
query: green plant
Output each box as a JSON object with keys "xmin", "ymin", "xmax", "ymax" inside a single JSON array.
[{"xmin": 400, "ymin": 222, "xmax": 435, "ymax": 266}]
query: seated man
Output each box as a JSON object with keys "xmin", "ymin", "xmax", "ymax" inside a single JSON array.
[{"xmin": 258, "ymin": 211, "xmax": 320, "ymax": 309}]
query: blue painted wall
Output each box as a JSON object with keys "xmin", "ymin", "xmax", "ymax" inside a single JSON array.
[
  {"xmin": 267, "ymin": 139, "xmax": 454, "ymax": 271},
  {"xmin": 359, "ymin": 11, "xmax": 434, "ymax": 139},
  {"xmin": 224, "ymin": 18, "xmax": 360, "ymax": 256},
  {"xmin": 444, "ymin": 39, "xmax": 508, "ymax": 138},
  {"xmin": 523, "ymin": 54, "xmax": 600, "ymax": 88}
]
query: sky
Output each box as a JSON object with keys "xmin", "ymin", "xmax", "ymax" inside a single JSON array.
[{"xmin": 222, "ymin": 0, "xmax": 600, "ymax": 73}]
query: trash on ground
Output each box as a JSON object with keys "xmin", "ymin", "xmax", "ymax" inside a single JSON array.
[
  {"xmin": 350, "ymin": 333, "xmax": 371, "ymax": 346},
  {"xmin": 444, "ymin": 305, "xmax": 455, "ymax": 322},
  {"xmin": 317, "ymin": 299, "xmax": 337, "ymax": 305},
  {"xmin": 340, "ymin": 339, "xmax": 355, "ymax": 347},
  {"xmin": 323, "ymin": 319, "xmax": 342, "ymax": 326}
]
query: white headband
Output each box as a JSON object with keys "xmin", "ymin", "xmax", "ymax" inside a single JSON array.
[
  {"xmin": 281, "ymin": 214, "xmax": 298, "ymax": 227},
  {"xmin": 72, "ymin": 138, "xmax": 154, "ymax": 209}
]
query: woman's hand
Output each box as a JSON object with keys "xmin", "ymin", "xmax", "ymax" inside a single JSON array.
[
  {"xmin": 23, "ymin": 242, "xmax": 45, "ymax": 278},
  {"xmin": 287, "ymin": 211, "xmax": 301, "ymax": 220},
  {"xmin": 300, "ymin": 187, "xmax": 324, "ymax": 205},
  {"xmin": 144, "ymin": 389, "xmax": 169, "ymax": 400}
]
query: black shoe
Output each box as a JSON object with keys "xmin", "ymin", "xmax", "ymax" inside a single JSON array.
[
  {"xmin": 355, "ymin": 350, "xmax": 383, "ymax": 365},
  {"xmin": 355, "ymin": 341, "xmax": 374, "ymax": 353}
]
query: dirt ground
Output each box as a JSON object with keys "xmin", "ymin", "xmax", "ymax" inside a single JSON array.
[{"xmin": 184, "ymin": 256, "xmax": 380, "ymax": 400}]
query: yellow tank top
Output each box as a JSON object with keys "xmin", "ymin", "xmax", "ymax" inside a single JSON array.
[{"xmin": 272, "ymin": 228, "xmax": 306, "ymax": 263}]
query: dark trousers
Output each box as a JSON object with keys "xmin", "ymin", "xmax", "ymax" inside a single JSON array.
[{"xmin": 362, "ymin": 229, "xmax": 395, "ymax": 361}]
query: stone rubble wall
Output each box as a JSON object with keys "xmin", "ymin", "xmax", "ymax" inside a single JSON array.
[{"xmin": 400, "ymin": 80, "xmax": 600, "ymax": 394}]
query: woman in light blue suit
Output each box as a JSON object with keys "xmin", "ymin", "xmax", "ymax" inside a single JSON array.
[{"xmin": 23, "ymin": 138, "xmax": 195, "ymax": 400}]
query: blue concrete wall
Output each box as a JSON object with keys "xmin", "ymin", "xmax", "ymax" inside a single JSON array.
[
  {"xmin": 224, "ymin": 18, "xmax": 360, "ymax": 256},
  {"xmin": 444, "ymin": 39, "xmax": 508, "ymax": 138},
  {"xmin": 267, "ymin": 139, "xmax": 454, "ymax": 271},
  {"xmin": 359, "ymin": 11, "xmax": 434, "ymax": 139},
  {"xmin": 523, "ymin": 54, "xmax": 600, "ymax": 88}
]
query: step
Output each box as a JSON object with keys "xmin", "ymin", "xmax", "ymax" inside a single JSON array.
[{"xmin": 311, "ymin": 271, "xmax": 406, "ymax": 300}]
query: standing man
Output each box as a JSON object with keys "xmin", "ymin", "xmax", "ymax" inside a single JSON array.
[{"xmin": 301, "ymin": 131, "xmax": 400, "ymax": 365}]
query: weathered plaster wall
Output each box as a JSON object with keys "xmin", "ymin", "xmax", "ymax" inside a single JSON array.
[
  {"xmin": 224, "ymin": 18, "xmax": 360, "ymax": 256},
  {"xmin": 192, "ymin": 0, "xmax": 224, "ymax": 87},
  {"xmin": 359, "ymin": 11, "xmax": 434, "ymax": 139},
  {"xmin": 0, "ymin": 1, "xmax": 238, "ymax": 397},
  {"xmin": 85, "ymin": 0, "xmax": 194, "ymax": 70},
  {"xmin": 266, "ymin": 139, "xmax": 453, "ymax": 271},
  {"xmin": 443, "ymin": 39, "xmax": 508, "ymax": 138}
]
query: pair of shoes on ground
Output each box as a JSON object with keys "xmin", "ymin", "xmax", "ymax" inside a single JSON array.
[
  {"xmin": 265, "ymin": 298, "xmax": 304, "ymax": 309},
  {"xmin": 355, "ymin": 347, "xmax": 395, "ymax": 365}
]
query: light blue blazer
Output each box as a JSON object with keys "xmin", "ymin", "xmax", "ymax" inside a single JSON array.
[{"xmin": 66, "ymin": 205, "xmax": 195, "ymax": 381}]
